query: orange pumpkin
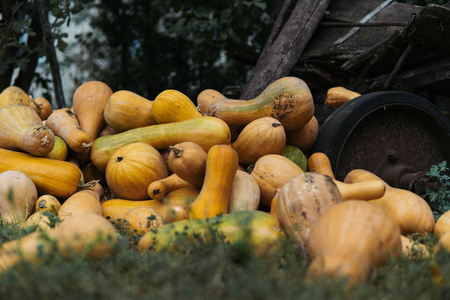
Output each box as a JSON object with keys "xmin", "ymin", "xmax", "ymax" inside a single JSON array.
[
  {"xmin": 105, "ymin": 142, "xmax": 168, "ymax": 200},
  {"xmin": 231, "ymin": 117, "xmax": 286, "ymax": 166}
]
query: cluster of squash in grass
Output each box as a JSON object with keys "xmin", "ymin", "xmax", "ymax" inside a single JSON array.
[{"xmin": 0, "ymin": 78, "xmax": 446, "ymax": 284}]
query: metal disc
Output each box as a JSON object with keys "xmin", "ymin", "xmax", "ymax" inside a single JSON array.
[{"xmin": 311, "ymin": 91, "xmax": 450, "ymax": 181}]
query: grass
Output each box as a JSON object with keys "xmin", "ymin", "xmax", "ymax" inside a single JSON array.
[{"xmin": 1, "ymin": 222, "xmax": 450, "ymax": 300}]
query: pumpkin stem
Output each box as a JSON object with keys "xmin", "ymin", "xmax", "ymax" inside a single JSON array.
[
  {"xmin": 29, "ymin": 94, "xmax": 43, "ymax": 115},
  {"xmin": 77, "ymin": 179, "xmax": 101, "ymax": 190},
  {"xmin": 168, "ymin": 146, "xmax": 184, "ymax": 158},
  {"xmin": 272, "ymin": 122, "xmax": 282, "ymax": 128},
  {"xmin": 82, "ymin": 142, "xmax": 94, "ymax": 148},
  {"xmin": 41, "ymin": 135, "xmax": 49, "ymax": 146},
  {"xmin": 116, "ymin": 156, "xmax": 123, "ymax": 162},
  {"xmin": 245, "ymin": 164, "xmax": 255, "ymax": 174}
]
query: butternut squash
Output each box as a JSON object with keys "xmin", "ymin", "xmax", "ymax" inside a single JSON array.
[
  {"xmin": 57, "ymin": 182, "xmax": 104, "ymax": 221},
  {"xmin": 104, "ymin": 90, "xmax": 156, "ymax": 132},
  {"xmin": 168, "ymin": 142, "xmax": 208, "ymax": 187},
  {"xmin": 307, "ymin": 152, "xmax": 335, "ymax": 179},
  {"xmin": 197, "ymin": 89, "xmax": 227, "ymax": 115},
  {"xmin": 209, "ymin": 77, "xmax": 314, "ymax": 131},
  {"xmin": 307, "ymin": 200, "xmax": 402, "ymax": 284},
  {"xmin": 0, "ymin": 148, "xmax": 82, "ymax": 198},
  {"xmin": 45, "ymin": 108, "xmax": 92, "ymax": 153},
  {"xmin": 0, "ymin": 86, "xmax": 30, "ymax": 108},
  {"xmin": 147, "ymin": 173, "xmax": 195, "ymax": 200},
  {"xmin": 91, "ymin": 116, "xmax": 231, "ymax": 172},
  {"xmin": 324, "ymin": 86, "xmax": 361, "ymax": 109},
  {"xmin": 152, "ymin": 89, "xmax": 202, "ymax": 124},
  {"xmin": 333, "ymin": 180, "xmax": 386, "ymax": 201},
  {"xmin": 231, "ymin": 117, "xmax": 286, "ymax": 166},
  {"xmin": 72, "ymin": 81, "xmax": 113, "ymax": 142},
  {"xmin": 189, "ymin": 144, "xmax": 239, "ymax": 219},
  {"xmin": 344, "ymin": 169, "xmax": 435, "ymax": 235},
  {"xmin": 276, "ymin": 172, "xmax": 343, "ymax": 253},
  {"xmin": 0, "ymin": 170, "xmax": 38, "ymax": 223},
  {"xmin": 249, "ymin": 154, "xmax": 304, "ymax": 207},
  {"xmin": 0, "ymin": 104, "xmax": 55, "ymax": 156}
]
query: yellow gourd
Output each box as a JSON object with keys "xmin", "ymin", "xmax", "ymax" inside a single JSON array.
[{"xmin": 189, "ymin": 144, "xmax": 239, "ymax": 219}]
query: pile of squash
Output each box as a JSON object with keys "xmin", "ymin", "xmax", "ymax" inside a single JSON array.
[{"xmin": 0, "ymin": 78, "xmax": 446, "ymax": 284}]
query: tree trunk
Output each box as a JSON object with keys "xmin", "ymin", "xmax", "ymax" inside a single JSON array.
[
  {"xmin": 240, "ymin": 0, "xmax": 332, "ymax": 99},
  {"xmin": 14, "ymin": 11, "xmax": 43, "ymax": 93},
  {"xmin": 0, "ymin": 0, "xmax": 17, "ymax": 91},
  {"xmin": 38, "ymin": 0, "xmax": 66, "ymax": 108}
]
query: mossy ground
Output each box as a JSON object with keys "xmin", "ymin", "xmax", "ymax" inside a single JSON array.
[{"xmin": 1, "ymin": 221, "xmax": 450, "ymax": 300}]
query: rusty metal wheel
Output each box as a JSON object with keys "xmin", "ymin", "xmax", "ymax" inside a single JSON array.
[{"xmin": 311, "ymin": 91, "xmax": 450, "ymax": 194}]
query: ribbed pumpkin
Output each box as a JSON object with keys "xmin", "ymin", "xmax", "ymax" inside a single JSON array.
[
  {"xmin": 29, "ymin": 96, "xmax": 52, "ymax": 121},
  {"xmin": 250, "ymin": 154, "xmax": 304, "ymax": 207},
  {"xmin": 106, "ymin": 142, "xmax": 168, "ymax": 200},
  {"xmin": 152, "ymin": 89, "xmax": 203, "ymax": 124},
  {"xmin": 0, "ymin": 170, "xmax": 38, "ymax": 223},
  {"xmin": 104, "ymin": 90, "xmax": 156, "ymax": 132},
  {"xmin": 276, "ymin": 172, "xmax": 343, "ymax": 254},
  {"xmin": 285, "ymin": 115, "xmax": 318, "ymax": 153},
  {"xmin": 307, "ymin": 200, "xmax": 401, "ymax": 284},
  {"xmin": 231, "ymin": 117, "xmax": 286, "ymax": 166},
  {"xmin": 0, "ymin": 104, "xmax": 55, "ymax": 156}
]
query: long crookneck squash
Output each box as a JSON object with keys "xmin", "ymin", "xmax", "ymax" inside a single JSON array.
[
  {"xmin": 208, "ymin": 76, "xmax": 314, "ymax": 131},
  {"xmin": 189, "ymin": 144, "xmax": 239, "ymax": 219},
  {"xmin": 90, "ymin": 116, "xmax": 231, "ymax": 172},
  {"xmin": 45, "ymin": 108, "xmax": 92, "ymax": 153}
]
